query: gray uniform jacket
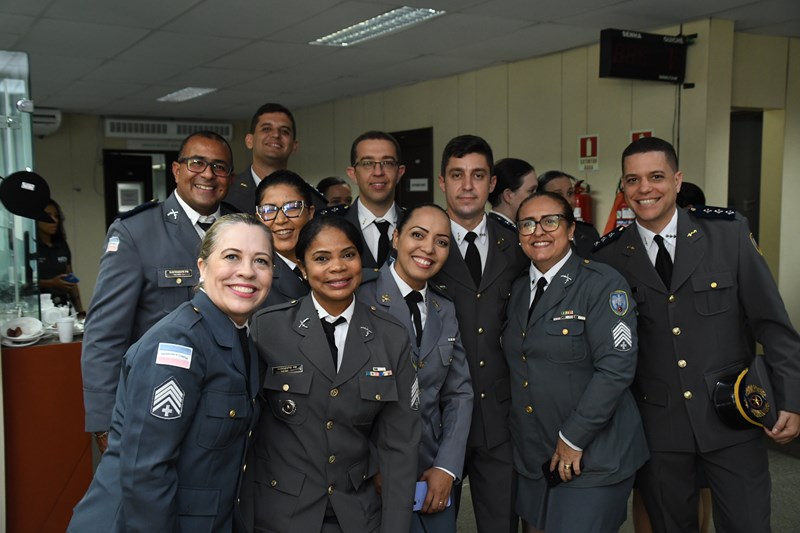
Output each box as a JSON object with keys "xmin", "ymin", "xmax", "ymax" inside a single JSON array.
[
  {"xmin": 344, "ymin": 199, "xmax": 406, "ymax": 270},
  {"xmin": 263, "ymin": 256, "xmax": 309, "ymax": 308},
  {"xmin": 243, "ymin": 296, "xmax": 420, "ymax": 533},
  {"xmin": 358, "ymin": 264, "xmax": 473, "ymax": 480},
  {"xmin": 68, "ymin": 291, "xmax": 260, "ymax": 532},
  {"xmin": 593, "ymin": 207, "xmax": 800, "ymax": 452},
  {"xmin": 431, "ymin": 216, "xmax": 528, "ymax": 448},
  {"xmin": 502, "ymin": 253, "xmax": 648, "ymax": 487},
  {"xmin": 81, "ymin": 192, "xmax": 224, "ymax": 432}
]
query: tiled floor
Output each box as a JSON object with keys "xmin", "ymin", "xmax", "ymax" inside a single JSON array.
[{"xmin": 456, "ymin": 443, "xmax": 800, "ymax": 532}]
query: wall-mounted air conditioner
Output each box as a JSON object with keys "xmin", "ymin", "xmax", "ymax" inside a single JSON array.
[{"xmin": 32, "ymin": 107, "xmax": 62, "ymax": 137}]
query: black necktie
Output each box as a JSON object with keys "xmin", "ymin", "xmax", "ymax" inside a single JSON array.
[
  {"xmin": 653, "ymin": 235, "xmax": 673, "ymax": 289},
  {"xmin": 197, "ymin": 217, "xmax": 215, "ymax": 232},
  {"xmin": 236, "ymin": 327, "xmax": 252, "ymax": 392},
  {"xmin": 375, "ymin": 220, "xmax": 391, "ymax": 265},
  {"xmin": 528, "ymin": 277, "xmax": 548, "ymax": 320},
  {"xmin": 464, "ymin": 231, "xmax": 482, "ymax": 288},
  {"xmin": 405, "ymin": 291, "xmax": 424, "ymax": 347},
  {"xmin": 321, "ymin": 317, "xmax": 346, "ymax": 368}
]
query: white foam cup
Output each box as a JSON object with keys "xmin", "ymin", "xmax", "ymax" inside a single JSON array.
[{"xmin": 56, "ymin": 317, "xmax": 75, "ymax": 343}]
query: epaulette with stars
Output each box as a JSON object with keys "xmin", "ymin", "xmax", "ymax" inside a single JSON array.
[
  {"xmin": 687, "ymin": 205, "xmax": 736, "ymax": 220},
  {"xmin": 316, "ymin": 203, "xmax": 351, "ymax": 217},
  {"xmin": 119, "ymin": 198, "xmax": 159, "ymax": 220},
  {"xmin": 592, "ymin": 224, "xmax": 629, "ymax": 252},
  {"xmin": 487, "ymin": 211, "xmax": 517, "ymax": 232}
]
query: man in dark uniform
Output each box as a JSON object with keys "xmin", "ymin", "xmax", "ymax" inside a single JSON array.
[
  {"xmin": 226, "ymin": 103, "xmax": 326, "ymax": 213},
  {"xmin": 81, "ymin": 130, "xmax": 234, "ymax": 453},
  {"xmin": 593, "ymin": 136, "xmax": 800, "ymax": 532},
  {"xmin": 343, "ymin": 130, "xmax": 407, "ymax": 269},
  {"xmin": 432, "ymin": 135, "xmax": 528, "ymax": 533}
]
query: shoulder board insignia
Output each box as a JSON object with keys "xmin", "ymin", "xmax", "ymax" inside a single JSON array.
[
  {"xmin": 688, "ymin": 206, "xmax": 735, "ymax": 220},
  {"xmin": 593, "ymin": 225, "xmax": 628, "ymax": 251},
  {"xmin": 119, "ymin": 199, "xmax": 159, "ymax": 220},
  {"xmin": 428, "ymin": 282, "xmax": 451, "ymax": 300},
  {"xmin": 487, "ymin": 212, "xmax": 517, "ymax": 233},
  {"xmin": 317, "ymin": 203, "xmax": 350, "ymax": 217}
]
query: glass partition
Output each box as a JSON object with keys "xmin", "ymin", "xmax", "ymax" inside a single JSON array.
[{"xmin": 0, "ymin": 51, "xmax": 38, "ymax": 322}]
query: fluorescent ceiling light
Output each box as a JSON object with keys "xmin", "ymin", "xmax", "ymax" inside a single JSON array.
[
  {"xmin": 157, "ymin": 87, "xmax": 217, "ymax": 103},
  {"xmin": 311, "ymin": 6, "xmax": 445, "ymax": 47}
]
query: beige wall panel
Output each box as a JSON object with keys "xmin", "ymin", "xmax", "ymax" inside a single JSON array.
[
  {"xmin": 779, "ymin": 38, "xmax": 800, "ymax": 323},
  {"xmin": 456, "ymin": 70, "xmax": 478, "ymax": 134},
  {"xmin": 473, "ymin": 64, "xmax": 509, "ymax": 157},
  {"xmin": 703, "ymin": 19, "xmax": 734, "ymax": 203},
  {"xmin": 759, "ymin": 109, "xmax": 785, "ymax": 278},
  {"xmin": 560, "ymin": 47, "xmax": 589, "ymax": 175},
  {"xmin": 508, "ymin": 55, "xmax": 563, "ymax": 171},
  {"xmin": 732, "ymin": 33, "xmax": 788, "ymax": 109}
]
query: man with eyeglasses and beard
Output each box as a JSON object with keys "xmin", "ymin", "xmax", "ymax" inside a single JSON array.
[
  {"xmin": 339, "ymin": 130, "xmax": 407, "ymax": 269},
  {"xmin": 81, "ymin": 131, "xmax": 236, "ymax": 454}
]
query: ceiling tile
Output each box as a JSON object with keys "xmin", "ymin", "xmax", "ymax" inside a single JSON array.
[
  {"xmin": 13, "ymin": 19, "xmax": 149, "ymax": 58},
  {"xmin": 116, "ymin": 31, "xmax": 250, "ymax": 66}
]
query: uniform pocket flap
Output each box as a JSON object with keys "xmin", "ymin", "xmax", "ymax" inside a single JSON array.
[
  {"xmin": 544, "ymin": 321, "xmax": 585, "ymax": 336},
  {"xmin": 358, "ymin": 376, "xmax": 398, "ymax": 402},
  {"xmin": 690, "ymin": 272, "xmax": 733, "ymax": 292},
  {"xmin": 438, "ymin": 343, "xmax": 454, "ymax": 366},
  {"xmin": 347, "ymin": 459, "xmax": 371, "ymax": 490},
  {"xmin": 263, "ymin": 369, "xmax": 313, "ymax": 394},
  {"xmin": 256, "ymin": 458, "xmax": 306, "ymax": 496},
  {"xmin": 177, "ymin": 487, "xmax": 219, "ymax": 516},
  {"xmin": 204, "ymin": 390, "xmax": 249, "ymax": 418},
  {"xmin": 703, "ymin": 360, "xmax": 746, "ymax": 395}
]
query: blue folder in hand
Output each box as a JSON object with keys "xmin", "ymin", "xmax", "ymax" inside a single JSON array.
[{"xmin": 413, "ymin": 481, "xmax": 452, "ymax": 511}]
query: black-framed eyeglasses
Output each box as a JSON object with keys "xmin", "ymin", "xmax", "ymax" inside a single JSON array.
[
  {"xmin": 354, "ymin": 159, "xmax": 400, "ymax": 171},
  {"xmin": 256, "ymin": 201, "xmax": 308, "ymax": 222},
  {"xmin": 517, "ymin": 214, "xmax": 566, "ymax": 236},
  {"xmin": 178, "ymin": 157, "xmax": 232, "ymax": 177}
]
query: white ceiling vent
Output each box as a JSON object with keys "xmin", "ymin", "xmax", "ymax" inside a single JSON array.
[
  {"xmin": 104, "ymin": 118, "xmax": 233, "ymax": 140},
  {"xmin": 32, "ymin": 107, "xmax": 62, "ymax": 137}
]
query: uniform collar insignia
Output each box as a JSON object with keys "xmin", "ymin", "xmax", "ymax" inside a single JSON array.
[
  {"xmin": 360, "ymin": 326, "xmax": 372, "ymax": 337},
  {"xmin": 298, "ymin": 317, "xmax": 310, "ymax": 329},
  {"xmin": 167, "ymin": 209, "xmax": 179, "ymax": 219},
  {"xmin": 380, "ymin": 294, "xmax": 391, "ymax": 303}
]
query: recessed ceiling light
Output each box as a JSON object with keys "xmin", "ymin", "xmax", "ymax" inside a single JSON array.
[
  {"xmin": 156, "ymin": 87, "xmax": 217, "ymax": 103},
  {"xmin": 310, "ymin": 6, "xmax": 445, "ymax": 47}
]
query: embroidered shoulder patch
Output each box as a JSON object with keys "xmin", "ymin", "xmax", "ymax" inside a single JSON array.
[
  {"xmin": 151, "ymin": 377, "xmax": 185, "ymax": 420},
  {"xmin": 609, "ymin": 290, "xmax": 630, "ymax": 316},
  {"xmin": 155, "ymin": 343, "xmax": 193, "ymax": 369}
]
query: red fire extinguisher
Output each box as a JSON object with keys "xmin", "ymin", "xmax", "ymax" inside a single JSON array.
[
  {"xmin": 574, "ymin": 180, "xmax": 593, "ymax": 224},
  {"xmin": 603, "ymin": 181, "xmax": 636, "ymax": 234}
]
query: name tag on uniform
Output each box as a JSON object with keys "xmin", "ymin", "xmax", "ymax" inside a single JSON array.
[
  {"xmin": 164, "ymin": 269, "xmax": 193, "ymax": 279},
  {"xmin": 272, "ymin": 364, "xmax": 303, "ymax": 375}
]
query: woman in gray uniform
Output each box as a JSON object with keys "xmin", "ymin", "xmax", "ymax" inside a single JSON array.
[
  {"xmin": 245, "ymin": 216, "xmax": 420, "ymax": 533},
  {"xmin": 503, "ymin": 192, "xmax": 648, "ymax": 533},
  {"xmin": 358, "ymin": 204, "xmax": 473, "ymax": 533}
]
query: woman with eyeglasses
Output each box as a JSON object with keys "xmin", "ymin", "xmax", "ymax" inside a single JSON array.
[
  {"xmin": 502, "ymin": 191, "xmax": 648, "ymax": 533},
  {"xmin": 255, "ymin": 169, "xmax": 315, "ymax": 306},
  {"xmin": 241, "ymin": 215, "xmax": 420, "ymax": 533}
]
